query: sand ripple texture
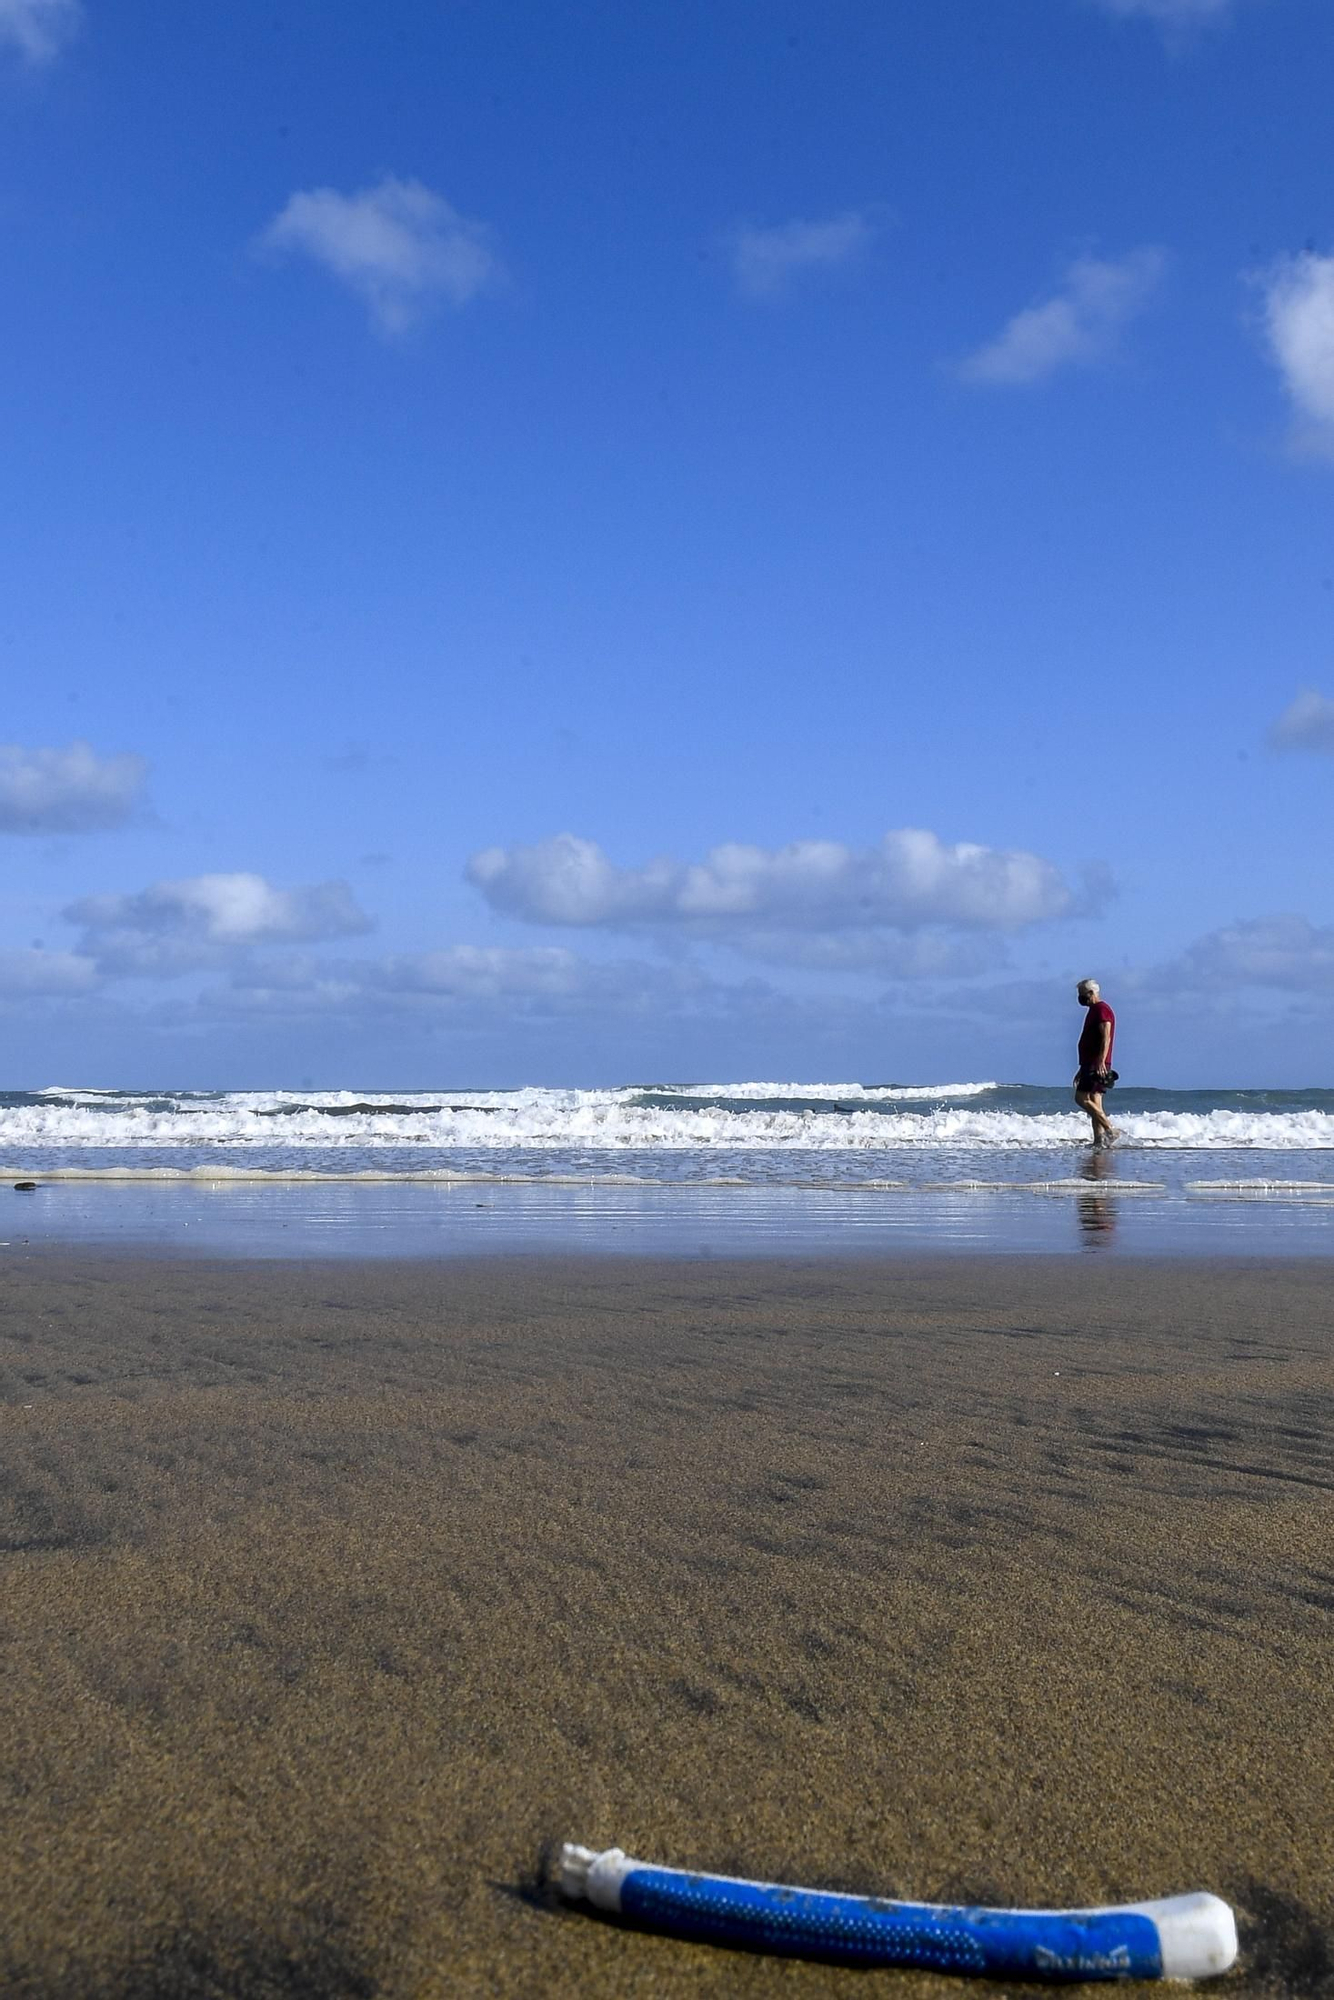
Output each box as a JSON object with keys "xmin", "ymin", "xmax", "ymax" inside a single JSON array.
[{"xmin": 0, "ymin": 1252, "xmax": 1331, "ymax": 1996}]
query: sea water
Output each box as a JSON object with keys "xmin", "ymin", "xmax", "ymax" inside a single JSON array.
[
  {"xmin": 4, "ymin": 1079, "xmax": 1334, "ymax": 1185},
  {"xmin": 2, "ymin": 1081, "xmax": 1332, "ymax": 1257}
]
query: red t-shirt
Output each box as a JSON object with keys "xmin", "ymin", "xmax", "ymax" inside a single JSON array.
[{"xmin": 1079, "ymin": 1000, "xmax": 1115, "ymax": 1070}]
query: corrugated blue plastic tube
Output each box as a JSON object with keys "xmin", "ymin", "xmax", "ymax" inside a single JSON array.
[{"xmin": 558, "ymin": 1844, "xmax": 1238, "ymax": 1982}]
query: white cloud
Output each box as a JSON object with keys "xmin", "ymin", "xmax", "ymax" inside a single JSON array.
[
  {"xmin": 729, "ymin": 211, "xmax": 878, "ymax": 299},
  {"xmin": 1173, "ymin": 915, "xmax": 1334, "ymax": 993},
  {"xmin": 198, "ymin": 945, "xmax": 732, "ymax": 1028},
  {"xmin": 0, "ymin": 947, "xmax": 97, "ymax": 995},
  {"xmin": 258, "ymin": 176, "xmax": 501, "ymax": 334},
  {"xmin": 360, "ymin": 945, "xmax": 648, "ymax": 1002},
  {"xmin": 0, "ymin": 0, "xmax": 79, "ymax": 63},
  {"xmin": 66, "ymin": 872, "xmax": 372, "ymax": 975},
  {"xmin": 0, "ymin": 742, "xmax": 147, "ymax": 834},
  {"xmin": 466, "ymin": 829, "xmax": 1082, "ymax": 936},
  {"xmin": 1269, "ymin": 689, "xmax": 1334, "ymax": 754},
  {"xmin": 734, "ymin": 930, "xmax": 996, "ymax": 977},
  {"xmin": 1260, "ymin": 252, "xmax": 1334, "ymax": 457},
  {"xmin": 959, "ymin": 249, "xmax": 1165, "ymax": 385},
  {"xmin": 1091, "ymin": 0, "xmax": 1234, "ymax": 24}
]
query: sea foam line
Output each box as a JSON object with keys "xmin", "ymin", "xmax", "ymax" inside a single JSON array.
[
  {"xmin": 0, "ymin": 1166, "xmax": 1174, "ymax": 1196},
  {"xmin": 640, "ymin": 1080, "xmax": 999, "ymax": 1102},
  {"xmin": 0, "ymin": 1166, "xmax": 660, "ymax": 1186},
  {"xmin": 6, "ymin": 1104, "xmax": 1334, "ymax": 1149}
]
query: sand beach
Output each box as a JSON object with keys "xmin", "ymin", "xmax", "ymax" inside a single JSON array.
[{"xmin": 0, "ymin": 1249, "xmax": 1331, "ymax": 1997}]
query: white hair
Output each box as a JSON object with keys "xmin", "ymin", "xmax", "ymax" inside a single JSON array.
[{"xmin": 1076, "ymin": 977, "xmax": 1100, "ymax": 998}]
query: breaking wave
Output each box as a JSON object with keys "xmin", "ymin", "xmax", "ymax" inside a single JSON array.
[{"xmin": 4, "ymin": 1084, "xmax": 1333, "ymax": 1152}]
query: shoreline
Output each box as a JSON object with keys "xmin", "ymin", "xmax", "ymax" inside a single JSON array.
[
  {"xmin": 5, "ymin": 1174, "xmax": 1334, "ymax": 1263},
  {"xmin": 1, "ymin": 1252, "xmax": 1331, "ymax": 1996}
]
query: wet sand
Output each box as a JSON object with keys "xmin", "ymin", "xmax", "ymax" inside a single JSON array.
[{"xmin": 0, "ymin": 1249, "xmax": 1331, "ymax": 1998}]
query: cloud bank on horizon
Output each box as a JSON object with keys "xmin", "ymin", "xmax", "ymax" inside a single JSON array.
[
  {"xmin": 0, "ymin": 947, "xmax": 97, "ymax": 995},
  {"xmin": 1169, "ymin": 914, "xmax": 1334, "ymax": 994},
  {"xmin": 219, "ymin": 944, "xmax": 724, "ymax": 1021},
  {"xmin": 14, "ymin": 892, "xmax": 1334, "ymax": 1039},
  {"xmin": 2, "ymin": 790, "xmax": 1330, "ymax": 1051}
]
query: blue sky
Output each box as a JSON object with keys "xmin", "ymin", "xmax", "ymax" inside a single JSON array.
[{"xmin": 3, "ymin": 0, "xmax": 1333, "ymax": 1087}]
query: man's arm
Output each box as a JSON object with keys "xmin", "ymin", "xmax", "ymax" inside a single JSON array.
[{"xmin": 1096, "ymin": 1014, "xmax": 1113, "ymax": 1071}]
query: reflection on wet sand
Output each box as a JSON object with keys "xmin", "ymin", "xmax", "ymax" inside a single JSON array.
[{"xmin": 1076, "ymin": 1149, "xmax": 1119, "ymax": 1246}]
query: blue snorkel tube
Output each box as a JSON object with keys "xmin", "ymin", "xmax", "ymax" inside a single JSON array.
[{"xmin": 559, "ymin": 1843, "xmax": 1238, "ymax": 1982}]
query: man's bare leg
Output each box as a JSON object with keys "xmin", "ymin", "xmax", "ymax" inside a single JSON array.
[{"xmin": 1075, "ymin": 1089, "xmax": 1116, "ymax": 1145}]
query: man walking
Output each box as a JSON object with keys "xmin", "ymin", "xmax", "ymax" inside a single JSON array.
[{"xmin": 1074, "ymin": 978, "xmax": 1117, "ymax": 1147}]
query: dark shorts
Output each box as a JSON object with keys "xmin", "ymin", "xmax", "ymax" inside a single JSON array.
[{"xmin": 1076, "ymin": 1069, "xmax": 1117, "ymax": 1097}]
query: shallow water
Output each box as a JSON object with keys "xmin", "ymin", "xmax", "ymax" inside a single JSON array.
[
  {"xmin": 4, "ymin": 1172, "xmax": 1333, "ymax": 1260},
  {"xmin": 5, "ymin": 1078, "xmax": 1333, "ymax": 1257}
]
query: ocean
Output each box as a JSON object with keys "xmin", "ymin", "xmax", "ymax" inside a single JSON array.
[
  {"xmin": 4, "ymin": 1078, "xmax": 1334, "ymax": 1185},
  {"xmin": 3, "ymin": 1080, "xmax": 1333, "ymax": 1257}
]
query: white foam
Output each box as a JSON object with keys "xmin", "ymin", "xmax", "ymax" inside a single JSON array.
[
  {"xmin": 0, "ymin": 1165, "xmax": 668, "ymax": 1186},
  {"xmin": 1186, "ymin": 1178, "xmax": 1334, "ymax": 1202},
  {"xmin": 928, "ymin": 1178, "xmax": 1164, "ymax": 1194},
  {"xmin": 1186, "ymin": 1179, "xmax": 1334, "ymax": 1189},
  {"xmin": 642, "ymin": 1080, "xmax": 1000, "ymax": 1102},
  {"xmin": 1025, "ymin": 1180, "xmax": 1164, "ymax": 1195},
  {"xmin": 35, "ymin": 1084, "xmax": 121, "ymax": 1099},
  {"xmin": 5, "ymin": 1095, "xmax": 1333, "ymax": 1153}
]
